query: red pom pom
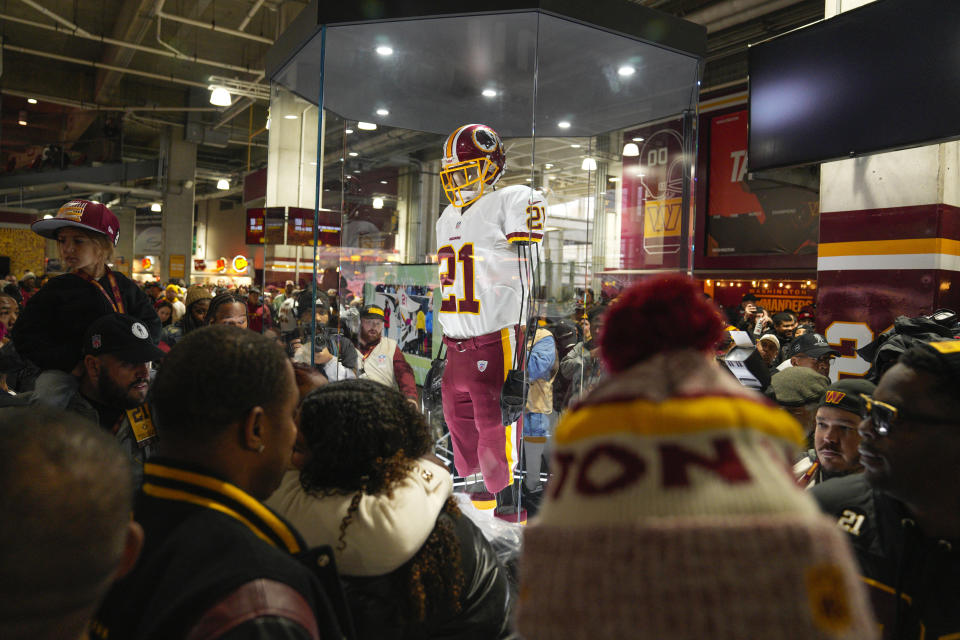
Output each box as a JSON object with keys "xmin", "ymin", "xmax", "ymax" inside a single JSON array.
[{"xmin": 600, "ymin": 273, "xmax": 725, "ymax": 374}]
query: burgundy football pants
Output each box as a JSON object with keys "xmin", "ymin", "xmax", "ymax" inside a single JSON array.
[{"xmin": 442, "ymin": 326, "xmax": 518, "ymax": 494}]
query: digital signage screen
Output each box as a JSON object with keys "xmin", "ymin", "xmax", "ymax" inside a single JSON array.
[{"xmin": 748, "ymin": 0, "xmax": 960, "ymax": 171}]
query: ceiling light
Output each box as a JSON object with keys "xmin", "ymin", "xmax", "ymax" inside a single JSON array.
[
  {"xmin": 372, "ymin": 197, "xmax": 384, "ymax": 209},
  {"xmin": 558, "ymin": 121, "xmax": 571, "ymax": 129},
  {"xmin": 622, "ymin": 142, "xmax": 640, "ymax": 157},
  {"xmin": 216, "ymin": 178, "xmax": 230, "ymax": 190},
  {"xmin": 43, "ymin": 214, "xmax": 54, "ymax": 219},
  {"xmin": 618, "ymin": 65, "xmax": 636, "ymax": 76},
  {"xmin": 357, "ymin": 122, "xmax": 377, "ymax": 130},
  {"xmin": 570, "ymin": 144, "xmax": 581, "ymax": 148},
  {"xmin": 345, "ymin": 128, "xmax": 354, "ymax": 134},
  {"xmin": 376, "ymin": 45, "xmax": 394, "ymax": 56},
  {"xmin": 544, "ymin": 163, "xmax": 554, "ymax": 169},
  {"xmin": 348, "ymin": 152, "xmax": 358, "ymax": 157},
  {"xmin": 353, "ymin": 170, "xmax": 361, "ymax": 174},
  {"xmin": 17, "ymin": 111, "xmax": 27, "ymax": 126},
  {"xmin": 632, "ymin": 137, "xmax": 644, "ymax": 142},
  {"xmin": 581, "ymin": 158, "xmax": 597, "ymax": 171},
  {"xmin": 27, "ymin": 98, "xmax": 37, "ymax": 105},
  {"xmin": 265, "ymin": 117, "xmax": 270, "ymax": 130},
  {"xmin": 380, "ymin": 180, "xmax": 388, "ymax": 184},
  {"xmin": 284, "ymin": 114, "xmax": 298, "ymax": 120},
  {"xmin": 209, "ymin": 86, "xmax": 232, "ymax": 107},
  {"xmin": 376, "ymin": 108, "xmax": 389, "ymax": 116},
  {"xmin": 526, "ymin": 178, "xmax": 532, "ymax": 182},
  {"xmin": 482, "ymin": 89, "xmax": 497, "ymax": 97},
  {"xmin": 608, "ymin": 177, "xmax": 619, "ymax": 182},
  {"xmin": 547, "ymin": 175, "xmax": 555, "ymax": 180},
  {"xmin": 151, "ymin": 203, "xmax": 162, "ymax": 212}
]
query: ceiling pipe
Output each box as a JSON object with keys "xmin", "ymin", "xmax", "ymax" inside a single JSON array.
[
  {"xmin": 196, "ymin": 186, "xmax": 243, "ymax": 200},
  {"xmin": 3, "ymin": 43, "xmax": 209, "ymax": 89},
  {"xmin": 3, "ymin": 10, "xmax": 260, "ymax": 76},
  {"xmin": 1, "ymin": 88, "xmax": 221, "ymax": 112},
  {"xmin": 238, "ymin": 0, "xmax": 267, "ymax": 32},
  {"xmin": 704, "ymin": 0, "xmax": 809, "ymax": 33},
  {"xmin": 19, "ymin": 0, "xmax": 93, "ymax": 36},
  {"xmin": 156, "ymin": 7, "xmax": 274, "ymax": 45},
  {"xmin": 0, "ymin": 181, "xmax": 162, "ymax": 199},
  {"xmin": 683, "ymin": 0, "xmax": 773, "ymax": 25}
]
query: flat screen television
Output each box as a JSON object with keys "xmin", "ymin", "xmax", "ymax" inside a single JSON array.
[{"xmin": 748, "ymin": 0, "xmax": 960, "ymax": 171}]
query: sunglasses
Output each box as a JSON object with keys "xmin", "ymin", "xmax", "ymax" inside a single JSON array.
[{"xmin": 859, "ymin": 393, "xmax": 951, "ymax": 436}]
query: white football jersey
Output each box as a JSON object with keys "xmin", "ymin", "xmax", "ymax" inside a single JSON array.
[{"xmin": 436, "ymin": 184, "xmax": 545, "ymax": 339}]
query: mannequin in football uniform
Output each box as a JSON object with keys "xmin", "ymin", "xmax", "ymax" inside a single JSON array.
[{"xmin": 436, "ymin": 123, "xmax": 545, "ymax": 517}]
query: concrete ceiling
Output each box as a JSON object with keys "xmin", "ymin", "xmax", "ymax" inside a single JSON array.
[{"xmin": 0, "ymin": 0, "xmax": 823, "ymax": 211}]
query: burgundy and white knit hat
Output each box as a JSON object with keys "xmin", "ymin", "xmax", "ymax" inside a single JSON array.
[{"xmin": 515, "ymin": 275, "xmax": 877, "ymax": 640}]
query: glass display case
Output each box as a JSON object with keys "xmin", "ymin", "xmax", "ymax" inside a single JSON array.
[{"xmin": 264, "ymin": 1, "xmax": 704, "ymax": 509}]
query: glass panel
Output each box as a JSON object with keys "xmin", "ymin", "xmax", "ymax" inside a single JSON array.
[{"xmin": 268, "ymin": 7, "xmax": 701, "ymax": 517}]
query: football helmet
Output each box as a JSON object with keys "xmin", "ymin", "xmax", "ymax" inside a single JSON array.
[{"xmin": 440, "ymin": 124, "xmax": 506, "ymax": 207}]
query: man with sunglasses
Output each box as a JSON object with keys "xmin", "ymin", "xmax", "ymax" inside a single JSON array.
[{"xmin": 812, "ymin": 340, "xmax": 960, "ymax": 639}]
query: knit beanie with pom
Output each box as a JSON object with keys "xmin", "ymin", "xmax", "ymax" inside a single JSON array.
[{"xmin": 516, "ymin": 274, "xmax": 877, "ymax": 640}]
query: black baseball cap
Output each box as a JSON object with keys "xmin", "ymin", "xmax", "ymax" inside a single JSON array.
[
  {"xmin": 82, "ymin": 313, "xmax": 165, "ymax": 363},
  {"xmin": 361, "ymin": 305, "xmax": 385, "ymax": 320},
  {"xmin": 741, "ymin": 293, "xmax": 758, "ymax": 303},
  {"xmin": 788, "ymin": 332, "xmax": 840, "ymax": 359},
  {"xmin": 819, "ymin": 378, "xmax": 876, "ymax": 416}
]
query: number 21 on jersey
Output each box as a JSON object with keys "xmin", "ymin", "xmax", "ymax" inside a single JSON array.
[{"xmin": 438, "ymin": 243, "xmax": 480, "ymax": 314}]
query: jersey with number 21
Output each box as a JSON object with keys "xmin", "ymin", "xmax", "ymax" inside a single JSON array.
[{"xmin": 436, "ymin": 184, "xmax": 545, "ymax": 339}]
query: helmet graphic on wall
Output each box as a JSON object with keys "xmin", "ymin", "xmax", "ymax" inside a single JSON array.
[{"xmin": 440, "ymin": 124, "xmax": 506, "ymax": 207}]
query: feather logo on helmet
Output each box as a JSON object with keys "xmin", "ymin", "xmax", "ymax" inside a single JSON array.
[{"xmin": 440, "ymin": 124, "xmax": 506, "ymax": 208}]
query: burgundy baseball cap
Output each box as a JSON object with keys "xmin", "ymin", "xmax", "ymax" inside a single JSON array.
[{"xmin": 32, "ymin": 199, "xmax": 120, "ymax": 246}]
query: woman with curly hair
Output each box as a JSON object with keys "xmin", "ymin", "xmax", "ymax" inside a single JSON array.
[{"xmin": 266, "ymin": 379, "xmax": 512, "ymax": 639}]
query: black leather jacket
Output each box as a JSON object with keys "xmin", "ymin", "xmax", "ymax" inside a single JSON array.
[
  {"xmin": 813, "ymin": 474, "xmax": 960, "ymax": 639},
  {"xmin": 343, "ymin": 511, "xmax": 513, "ymax": 640}
]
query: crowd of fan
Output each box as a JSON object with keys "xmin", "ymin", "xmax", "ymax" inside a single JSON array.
[{"xmin": 1, "ymin": 200, "xmax": 958, "ymax": 640}]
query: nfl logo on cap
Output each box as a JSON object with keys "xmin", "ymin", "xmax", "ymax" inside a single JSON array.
[{"xmin": 91, "ymin": 334, "xmax": 101, "ymax": 350}]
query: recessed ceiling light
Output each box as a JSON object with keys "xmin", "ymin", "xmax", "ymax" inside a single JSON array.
[
  {"xmin": 375, "ymin": 46, "xmax": 394, "ymax": 56},
  {"xmin": 284, "ymin": 114, "xmax": 298, "ymax": 120},
  {"xmin": 526, "ymin": 178, "xmax": 532, "ymax": 182},
  {"xmin": 544, "ymin": 163, "xmax": 554, "ymax": 169},
  {"xmin": 216, "ymin": 178, "xmax": 230, "ymax": 190},
  {"xmin": 345, "ymin": 128, "xmax": 354, "ymax": 134},
  {"xmin": 558, "ymin": 121, "xmax": 571, "ymax": 129},
  {"xmin": 482, "ymin": 89, "xmax": 497, "ymax": 98},
  {"xmin": 570, "ymin": 144, "xmax": 581, "ymax": 148},
  {"xmin": 151, "ymin": 203, "xmax": 162, "ymax": 212},
  {"xmin": 357, "ymin": 122, "xmax": 377, "ymax": 130},
  {"xmin": 618, "ymin": 65, "xmax": 635, "ymax": 76},
  {"xmin": 353, "ymin": 170, "xmax": 361, "ymax": 174},
  {"xmin": 27, "ymin": 98, "xmax": 37, "ymax": 105},
  {"xmin": 376, "ymin": 108, "xmax": 389, "ymax": 116},
  {"xmin": 372, "ymin": 197, "xmax": 384, "ymax": 209},
  {"xmin": 380, "ymin": 180, "xmax": 388, "ymax": 184},
  {"xmin": 348, "ymin": 152, "xmax": 358, "ymax": 157},
  {"xmin": 632, "ymin": 137, "xmax": 644, "ymax": 142}
]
